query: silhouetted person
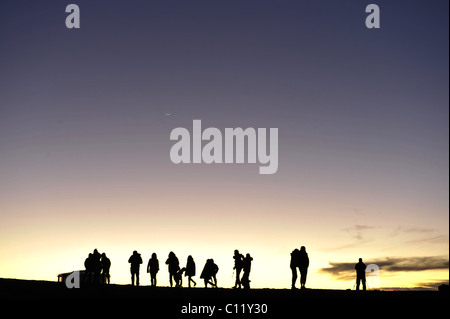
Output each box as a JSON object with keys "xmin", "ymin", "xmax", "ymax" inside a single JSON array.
[
  {"xmin": 147, "ymin": 253, "xmax": 159, "ymax": 287},
  {"xmin": 200, "ymin": 259, "xmax": 219, "ymax": 288},
  {"xmin": 166, "ymin": 251, "xmax": 180, "ymax": 287},
  {"xmin": 233, "ymin": 250, "xmax": 244, "ymax": 289},
  {"xmin": 211, "ymin": 259, "xmax": 219, "ymax": 287},
  {"xmin": 185, "ymin": 255, "xmax": 197, "ymax": 288},
  {"xmin": 128, "ymin": 250, "xmax": 143, "ymax": 286},
  {"xmin": 241, "ymin": 253, "xmax": 253, "ymax": 290},
  {"xmin": 91, "ymin": 249, "xmax": 102, "ymax": 284},
  {"xmin": 355, "ymin": 258, "xmax": 367, "ymax": 291},
  {"xmin": 175, "ymin": 267, "xmax": 186, "ymax": 287},
  {"xmin": 84, "ymin": 253, "xmax": 94, "ymax": 283},
  {"xmin": 298, "ymin": 246, "xmax": 309, "ymax": 289},
  {"xmin": 101, "ymin": 253, "xmax": 111, "ymax": 284},
  {"xmin": 290, "ymin": 249, "xmax": 300, "ymax": 289}
]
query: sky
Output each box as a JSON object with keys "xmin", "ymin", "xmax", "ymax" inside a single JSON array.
[{"xmin": 0, "ymin": 0, "xmax": 448, "ymax": 290}]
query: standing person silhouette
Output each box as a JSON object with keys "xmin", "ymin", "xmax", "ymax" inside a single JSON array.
[
  {"xmin": 355, "ymin": 258, "xmax": 367, "ymax": 291},
  {"xmin": 233, "ymin": 250, "xmax": 244, "ymax": 289},
  {"xmin": 290, "ymin": 249, "xmax": 300, "ymax": 289},
  {"xmin": 84, "ymin": 253, "xmax": 94, "ymax": 283},
  {"xmin": 185, "ymin": 255, "xmax": 197, "ymax": 288},
  {"xmin": 100, "ymin": 253, "xmax": 111, "ymax": 284},
  {"xmin": 93, "ymin": 249, "xmax": 102, "ymax": 284},
  {"xmin": 128, "ymin": 250, "xmax": 143, "ymax": 286},
  {"xmin": 241, "ymin": 253, "xmax": 253, "ymax": 290},
  {"xmin": 147, "ymin": 253, "xmax": 159, "ymax": 287},
  {"xmin": 166, "ymin": 251, "xmax": 180, "ymax": 287},
  {"xmin": 211, "ymin": 259, "xmax": 219, "ymax": 287},
  {"xmin": 298, "ymin": 246, "xmax": 309, "ymax": 289}
]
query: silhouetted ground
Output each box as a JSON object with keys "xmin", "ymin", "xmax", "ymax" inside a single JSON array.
[{"xmin": 0, "ymin": 278, "xmax": 447, "ymax": 316}]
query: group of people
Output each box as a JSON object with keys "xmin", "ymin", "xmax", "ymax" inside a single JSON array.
[
  {"xmin": 83, "ymin": 247, "xmax": 368, "ymax": 290},
  {"xmin": 127, "ymin": 250, "xmax": 251, "ymax": 289},
  {"xmin": 84, "ymin": 249, "xmax": 111, "ymax": 284},
  {"xmin": 289, "ymin": 246, "xmax": 368, "ymax": 291}
]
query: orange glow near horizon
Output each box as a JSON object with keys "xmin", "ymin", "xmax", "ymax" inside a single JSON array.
[{"xmin": 0, "ymin": 188, "xmax": 448, "ymax": 290}]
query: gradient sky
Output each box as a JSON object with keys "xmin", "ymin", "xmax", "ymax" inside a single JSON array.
[{"xmin": 0, "ymin": 0, "xmax": 448, "ymax": 290}]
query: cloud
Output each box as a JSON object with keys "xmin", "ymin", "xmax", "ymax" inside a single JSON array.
[
  {"xmin": 414, "ymin": 280, "xmax": 450, "ymax": 291},
  {"xmin": 321, "ymin": 225, "xmax": 377, "ymax": 252},
  {"xmin": 320, "ymin": 256, "xmax": 449, "ymax": 281},
  {"xmin": 342, "ymin": 224, "xmax": 377, "ymax": 241},
  {"xmin": 389, "ymin": 226, "xmax": 435, "ymax": 238},
  {"xmin": 320, "ymin": 261, "xmax": 358, "ymax": 280},
  {"xmin": 387, "ymin": 226, "xmax": 448, "ymax": 245},
  {"xmin": 406, "ymin": 235, "xmax": 449, "ymax": 244},
  {"xmin": 378, "ymin": 256, "xmax": 449, "ymax": 272}
]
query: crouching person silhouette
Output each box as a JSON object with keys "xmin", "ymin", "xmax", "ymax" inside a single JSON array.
[
  {"xmin": 175, "ymin": 267, "xmax": 186, "ymax": 287},
  {"xmin": 200, "ymin": 259, "xmax": 219, "ymax": 288}
]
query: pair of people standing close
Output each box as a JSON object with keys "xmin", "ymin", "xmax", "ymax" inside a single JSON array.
[
  {"xmin": 164, "ymin": 252, "xmax": 197, "ymax": 288},
  {"xmin": 233, "ymin": 250, "xmax": 253, "ymax": 289},
  {"xmin": 290, "ymin": 246, "xmax": 309, "ymax": 290}
]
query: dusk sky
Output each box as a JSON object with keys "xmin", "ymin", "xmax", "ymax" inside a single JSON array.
[{"xmin": 0, "ymin": 0, "xmax": 448, "ymax": 290}]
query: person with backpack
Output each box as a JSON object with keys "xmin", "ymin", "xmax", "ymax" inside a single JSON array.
[
  {"xmin": 290, "ymin": 248, "xmax": 300, "ymax": 289},
  {"xmin": 128, "ymin": 250, "xmax": 143, "ymax": 286}
]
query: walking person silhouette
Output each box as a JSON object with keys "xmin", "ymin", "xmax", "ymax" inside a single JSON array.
[
  {"xmin": 128, "ymin": 250, "xmax": 143, "ymax": 286},
  {"xmin": 185, "ymin": 255, "xmax": 197, "ymax": 288},
  {"xmin": 166, "ymin": 251, "xmax": 180, "ymax": 287}
]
